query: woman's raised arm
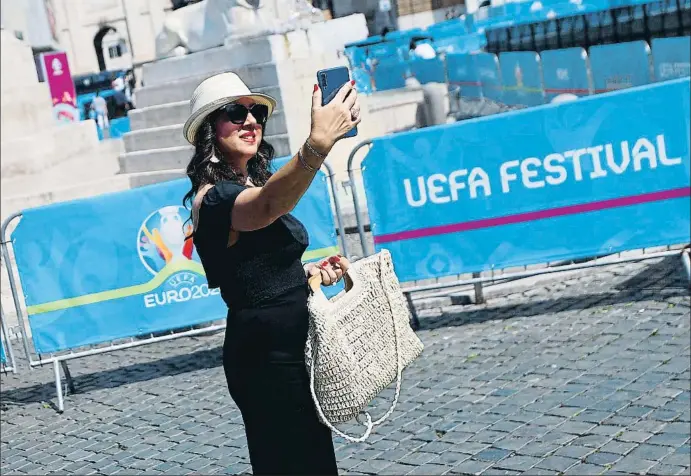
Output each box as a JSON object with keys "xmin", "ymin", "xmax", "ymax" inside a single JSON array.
[{"xmin": 231, "ymin": 81, "xmax": 360, "ymax": 231}]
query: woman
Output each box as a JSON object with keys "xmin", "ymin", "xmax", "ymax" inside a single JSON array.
[{"xmin": 183, "ymin": 72, "xmax": 361, "ymax": 474}]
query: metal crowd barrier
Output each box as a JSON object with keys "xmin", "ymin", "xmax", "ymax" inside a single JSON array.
[
  {"xmin": 345, "ymin": 140, "xmax": 374, "ymax": 259},
  {"xmin": 345, "ymin": 78, "xmax": 691, "ymax": 328},
  {"xmin": 1, "ymin": 304, "xmax": 17, "ymax": 374},
  {"xmin": 321, "ymin": 161, "xmax": 348, "ymax": 258},
  {"xmin": 0, "ymin": 164, "xmax": 346, "ymax": 412}
]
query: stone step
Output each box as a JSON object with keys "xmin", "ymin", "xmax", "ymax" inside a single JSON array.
[
  {"xmin": 124, "ymin": 123, "xmax": 188, "ymax": 153},
  {"xmin": 135, "ymin": 62, "xmax": 287, "ymax": 109},
  {"xmin": 129, "ymin": 100, "xmax": 189, "ymax": 131},
  {"xmin": 1, "ymin": 120, "xmax": 101, "ymax": 178},
  {"xmin": 119, "ymin": 134, "xmax": 291, "ymax": 173},
  {"xmin": 142, "ymin": 35, "xmax": 291, "ymax": 88},
  {"xmin": 129, "ymin": 94, "xmax": 287, "ymax": 132},
  {"xmin": 1, "ymin": 139, "xmax": 124, "ymax": 199},
  {"xmin": 127, "ymin": 170, "xmax": 186, "ymax": 188},
  {"xmin": 0, "ymin": 169, "xmax": 183, "ymax": 222},
  {"xmin": 124, "ymin": 111, "xmax": 287, "ymax": 153},
  {"xmin": 119, "ymin": 145, "xmax": 195, "ymax": 174},
  {"xmin": 1, "ymin": 83, "xmax": 55, "ymax": 139}
]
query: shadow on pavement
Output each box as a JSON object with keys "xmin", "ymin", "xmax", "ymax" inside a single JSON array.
[
  {"xmin": 0, "ymin": 344, "xmax": 224, "ymax": 410},
  {"xmin": 418, "ymin": 256, "xmax": 689, "ymax": 332}
]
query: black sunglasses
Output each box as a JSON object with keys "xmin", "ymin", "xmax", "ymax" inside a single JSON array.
[{"xmin": 219, "ymin": 103, "xmax": 269, "ymax": 125}]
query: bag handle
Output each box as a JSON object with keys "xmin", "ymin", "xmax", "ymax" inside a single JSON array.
[
  {"xmin": 308, "ymin": 258, "xmax": 354, "ymax": 295},
  {"xmin": 306, "ymin": 251, "xmax": 403, "ymax": 443}
]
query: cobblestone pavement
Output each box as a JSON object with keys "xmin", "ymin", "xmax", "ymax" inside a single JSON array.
[{"xmin": 1, "ymin": 257, "xmax": 690, "ymax": 475}]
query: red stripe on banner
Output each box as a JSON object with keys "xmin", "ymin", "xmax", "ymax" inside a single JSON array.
[
  {"xmin": 373, "ymin": 187, "xmax": 690, "ymax": 245},
  {"xmin": 594, "ymin": 88, "xmax": 623, "ymax": 94},
  {"xmin": 544, "ymin": 88, "xmax": 590, "ymax": 94}
]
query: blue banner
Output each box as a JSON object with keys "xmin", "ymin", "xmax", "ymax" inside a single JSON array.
[
  {"xmin": 270, "ymin": 157, "xmax": 340, "ymax": 263},
  {"xmin": 361, "ymin": 78, "xmax": 691, "ymax": 283},
  {"xmin": 344, "ymin": 45, "xmax": 376, "ymax": 94},
  {"xmin": 651, "ymin": 37, "xmax": 691, "ymax": 82},
  {"xmin": 368, "ymin": 42, "xmax": 403, "ymax": 62},
  {"xmin": 352, "ymin": 67, "xmax": 373, "ymax": 95},
  {"xmin": 0, "ymin": 337, "xmax": 6, "ymax": 365},
  {"xmin": 344, "ymin": 45, "xmax": 367, "ymax": 69},
  {"xmin": 12, "ymin": 159, "xmax": 340, "ymax": 354},
  {"xmin": 499, "ymin": 51, "xmax": 545, "ymax": 107},
  {"xmin": 541, "ymin": 48, "xmax": 591, "ymax": 103},
  {"xmin": 434, "ymin": 33, "xmax": 486, "ymax": 55},
  {"xmin": 12, "ymin": 179, "xmax": 219, "ymax": 354},
  {"xmin": 475, "ymin": 53, "xmax": 504, "ymax": 103},
  {"xmin": 447, "ymin": 53, "xmax": 482, "ymax": 99},
  {"xmin": 373, "ymin": 61, "xmax": 408, "ymax": 92},
  {"xmin": 411, "ymin": 57, "xmax": 446, "ymax": 84},
  {"xmin": 589, "ymin": 41, "xmax": 651, "ymax": 93}
]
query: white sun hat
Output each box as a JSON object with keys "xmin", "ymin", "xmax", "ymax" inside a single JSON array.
[{"xmin": 183, "ymin": 72, "xmax": 277, "ymax": 144}]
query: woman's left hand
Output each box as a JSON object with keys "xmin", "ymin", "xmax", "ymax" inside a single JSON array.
[{"xmin": 305, "ymin": 255, "xmax": 347, "ymax": 286}]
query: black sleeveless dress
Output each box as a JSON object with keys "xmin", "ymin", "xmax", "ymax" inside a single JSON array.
[{"xmin": 193, "ymin": 181, "xmax": 338, "ymax": 475}]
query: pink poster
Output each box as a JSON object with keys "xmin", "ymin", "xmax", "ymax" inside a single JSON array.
[{"xmin": 39, "ymin": 51, "xmax": 79, "ymax": 123}]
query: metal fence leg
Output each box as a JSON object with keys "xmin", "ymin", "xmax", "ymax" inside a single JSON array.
[
  {"xmin": 405, "ymin": 292, "xmax": 420, "ymax": 330},
  {"xmin": 0, "ymin": 306, "xmax": 18, "ymax": 374},
  {"xmin": 346, "ymin": 140, "xmax": 374, "ymax": 258},
  {"xmin": 2, "ymin": 213, "xmax": 36, "ymax": 367},
  {"xmin": 473, "ymin": 272, "xmax": 485, "ymax": 304},
  {"xmin": 682, "ymin": 247, "xmax": 691, "ymax": 287},
  {"xmin": 321, "ymin": 162, "xmax": 348, "ymax": 258},
  {"xmin": 53, "ymin": 360, "xmax": 65, "ymax": 412},
  {"xmin": 60, "ymin": 361, "xmax": 76, "ymax": 394}
]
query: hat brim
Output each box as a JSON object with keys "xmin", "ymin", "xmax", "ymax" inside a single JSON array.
[{"xmin": 183, "ymin": 93, "xmax": 277, "ymax": 144}]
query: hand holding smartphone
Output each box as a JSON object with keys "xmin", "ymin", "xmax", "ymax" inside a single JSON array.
[{"xmin": 316, "ymin": 66, "xmax": 359, "ymax": 138}]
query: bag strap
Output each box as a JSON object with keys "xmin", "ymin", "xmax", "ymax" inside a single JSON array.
[
  {"xmin": 306, "ymin": 338, "xmax": 375, "ymax": 442},
  {"xmin": 306, "ymin": 251, "xmax": 403, "ymax": 443},
  {"xmin": 370, "ymin": 251, "xmax": 404, "ymax": 427}
]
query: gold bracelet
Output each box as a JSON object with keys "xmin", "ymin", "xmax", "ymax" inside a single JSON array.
[
  {"xmin": 297, "ymin": 148, "xmax": 317, "ymax": 172},
  {"xmin": 304, "ymin": 138, "xmax": 328, "ymax": 161}
]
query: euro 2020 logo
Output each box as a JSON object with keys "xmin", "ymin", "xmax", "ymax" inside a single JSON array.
[{"xmin": 137, "ymin": 205, "xmax": 219, "ymax": 308}]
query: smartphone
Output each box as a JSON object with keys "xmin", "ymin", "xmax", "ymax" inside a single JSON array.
[{"xmin": 317, "ymin": 66, "xmax": 358, "ymax": 138}]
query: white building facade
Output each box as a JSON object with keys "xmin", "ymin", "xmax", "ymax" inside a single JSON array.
[{"xmin": 2, "ymin": 0, "xmax": 173, "ymax": 76}]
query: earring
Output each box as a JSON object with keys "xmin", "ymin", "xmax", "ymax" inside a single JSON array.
[{"xmin": 209, "ymin": 155, "xmax": 220, "ymax": 163}]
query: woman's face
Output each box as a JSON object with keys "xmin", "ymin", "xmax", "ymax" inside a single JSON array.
[{"xmin": 214, "ymin": 97, "xmax": 264, "ymax": 162}]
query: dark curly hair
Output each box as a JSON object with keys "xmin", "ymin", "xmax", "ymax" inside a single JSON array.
[{"xmin": 182, "ymin": 110, "xmax": 274, "ymax": 217}]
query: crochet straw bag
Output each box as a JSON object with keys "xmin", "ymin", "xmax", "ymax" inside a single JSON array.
[{"xmin": 305, "ymin": 250, "xmax": 424, "ymax": 442}]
